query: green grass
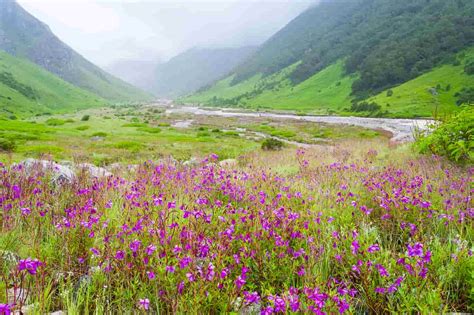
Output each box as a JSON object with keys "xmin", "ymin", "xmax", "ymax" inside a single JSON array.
[
  {"xmin": 0, "ymin": 108, "xmax": 261, "ymax": 163},
  {"xmin": 0, "ymin": 51, "xmax": 106, "ymax": 117},
  {"xmin": 368, "ymin": 49, "xmax": 474, "ymax": 118}
]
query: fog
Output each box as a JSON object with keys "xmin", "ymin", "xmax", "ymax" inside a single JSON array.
[{"xmin": 18, "ymin": 0, "xmax": 315, "ymax": 67}]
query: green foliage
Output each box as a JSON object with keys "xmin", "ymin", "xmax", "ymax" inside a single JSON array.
[
  {"xmin": 351, "ymin": 101, "xmax": 381, "ymax": 113},
  {"xmin": 464, "ymin": 60, "xmax": 474, "ymax": 75},
  {"xmin": 91, "ymin": 132, "xmax": 107, "ymax": 137},
  {"xmin": 45, "ymin": 118, "xmax": 66, "ymax": 126},
  {"xmin": 415, "ymin": 108, "xmax": 473, "ymax": 163},
  {"xmin": 76, "ymin": 125, "xmax": 90, "ymax": 131},
  {"xmin": 455, "ymin": 87, "xmax": 474, "ymax": 105},
  {"xmin": 0, "ymin": 138, "xmax": 16, "ymax": 152},
  {"xmin": 81, "ymin": 115, "xmax": 90, "ymax": 121},
  {"xmin": 261, "ymin": 138, "xmax": 284, "ymax": 151}
]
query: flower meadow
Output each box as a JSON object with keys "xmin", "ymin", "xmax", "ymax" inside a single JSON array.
[{"xmin": 0, "ymin": 149, "xmax": 473, "ymax": 314}]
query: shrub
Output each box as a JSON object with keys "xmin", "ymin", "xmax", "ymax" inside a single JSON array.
[
  {"xmin": 455, "ymin": 87, "xmax": 474, "ymax": 106},
  {"xmin": 92, "ymin": 132, "xmax": 108, "ymax": 137},
  {"xmin": 0, "ymin": 138, "xmax": 16, "ymax": 152},
  {"xmin": 76, "ymin": 125, "xmax": 90, "ymax": 131},
  {"xmin": 386, "ymin": 89, "xmax": 393, "ymax": 97},
  {"xmin": 139, "ymin": 127, "xmax": 161, "ymax": 134},
  {"xmin": 261, "ymin": 138, "xmax": 284, "ymax": 151},
  {"xmin": 464, "ymin": 60, "xmax": 474, "ymax": 75},
  {"xmin": 415, "ymin": 108, "xmax": 473, "ymax": 163},
  {"xmin": 81, "ymin": 115, "xmax": 90, "ymax": 121},
  {"xmin": 350, "ymin": 101, "xmax": 381, "ymax": 113},
  {"xmin": 45, "ymin": 118, "xmax": 66, "ymax": 126}
]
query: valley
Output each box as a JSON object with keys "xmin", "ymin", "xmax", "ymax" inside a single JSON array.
[{"xmin": 0, "ymin": 0, "xmax": 472, "ymax": 313}]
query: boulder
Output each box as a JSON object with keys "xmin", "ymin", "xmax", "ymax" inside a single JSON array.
[
  {"xmin": 183, "ymin": 157, "xmax": 199, "ymax": 166},
  {"xmin": 76, "ymin": 163, "xmax": 112, "ymax": 178},
  {"xmin": 219, "ymin": 159, "xmax": 238, "ymax": 168},
  {"xmin": 20, "ymin": 159, "xmax": 75, "ymax": 185}
]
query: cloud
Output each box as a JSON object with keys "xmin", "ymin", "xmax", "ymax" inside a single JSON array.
[{"xmin": 17, "ymin": 0, "xmax": 315, "ymax": 66}]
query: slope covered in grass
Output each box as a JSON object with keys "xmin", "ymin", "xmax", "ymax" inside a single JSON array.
[
  {"xmin": 0, "ymin": 51, "xmax": 105, "ymax": 117},
  {"xmin": 369, "ymin": 50, "xmax": 474, "ymax": 118},
  {"xmin": 184, "ymin": 61, "xmax": 355, "ymax": 114}
]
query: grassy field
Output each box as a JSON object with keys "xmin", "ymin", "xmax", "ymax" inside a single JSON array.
[
  {"xmin": 0, "ymin": 52, "xmax": 107, "ymax": 118},
  {"xmin": 0, "ymin": 104, "xmax": 390, "ymax": 165},
  {"xmin": 183, "ymin": 49, "xmax": 473, "ymax": 118}
]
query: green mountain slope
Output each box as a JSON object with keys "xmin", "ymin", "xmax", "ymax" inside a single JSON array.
[
  {"xmin": 186, "ymin": 0, "xmax": 474, "ymax": 117},
  {"xmin": 367, "ymin": 49, "xmax": 474, "ymax": 118},
  {"xmin": 152, "ymin": 47, "xmax": 257, "ymax": 98},
  {"xmin": 185, "ymin": 60, "xmax": 355, "ymax": 114},
  {"xmin": 0, "ymin": 0, "xmax": 151, "ymax": 102},
  {"xmin": 0, "ymin": 51, "xmax": 105, "ymax": 117}
]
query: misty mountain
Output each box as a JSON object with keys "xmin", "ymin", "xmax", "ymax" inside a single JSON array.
[
  {"xmin": 152, "ymin": 46, "xmax": 257, "ymax": 98},
  {"xmin": 104, "ymin": 59, "xmax": 161, "ymax": 93},
  {"xmin": 0, "ymin": 0, "xmax": 151, "ymax": 101}
]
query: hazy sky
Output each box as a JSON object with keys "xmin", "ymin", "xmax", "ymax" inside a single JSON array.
[{"xmin": 18, "ymin": 0, "xmax": 315, "ymax": 67}]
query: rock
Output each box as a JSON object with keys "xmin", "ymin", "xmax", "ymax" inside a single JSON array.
[
  {"xmin": 8, "ymin": 288, "xmax": 28, "ymax": 304},
  {"xmin": 76, "ymin": 163, "xmax": 112, "ymax": 178},
  {"xmin": 183, "ymin": 157, "xmax": 199, "ymax": 166},
  {"xmin": 90, "ymin": 136, "xmax": 104, "ymax": 141},
  {"xmin": 0, "ymin": 250, "xmax": 20, "ymax": 265},
  {"xmin": 49, "ymin": 311, "xmax": 65, "ymax": 315},
  {"xmin": 219, "ymin": 159, "xmax": 238, "ymax": 168},
  {"xmin": 20, "ymin": 159, "xmax": 75, "ymax": 185}
]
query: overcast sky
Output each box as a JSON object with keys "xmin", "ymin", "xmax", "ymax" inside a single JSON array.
[{"xmin": 17, "ymin": 0, "xmax": 315, "ymax": 67}]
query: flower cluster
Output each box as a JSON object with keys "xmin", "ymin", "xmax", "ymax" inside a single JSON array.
[{"xmin": 0, "ymin": 153, "xmax": 472, "ymax": 313}]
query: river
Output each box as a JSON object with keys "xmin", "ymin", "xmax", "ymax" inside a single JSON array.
[{"xmin": 163, "ymin": 106, "xmax": 434, "ymax": 142}]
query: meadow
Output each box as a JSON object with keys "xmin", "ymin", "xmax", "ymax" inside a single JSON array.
[
  {"xmin": 0, "ymin": 126, "xmax": 472, "ymax": 313},
  {"xmin": 0, "ymin": 104, "xmax": 384, "ymax": 165}
]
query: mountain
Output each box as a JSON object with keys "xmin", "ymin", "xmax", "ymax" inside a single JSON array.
[
  {"xmin": 104, "ymin": 58, "xmax": 161, "ymax": 94},
  {"xmin": 0, "ymin": 51, "xmax": 105, "ymax": 118},
  {"xmin": 0, "ymin": 0, "xmax": 151, "ymax": 102},
  {"xmin": 184, "ymin": 0, "xmax": 474, "ymax": 118},
  {"xmin": 152, "ymin": 46, "xmax": 257, "ymax": 98}
]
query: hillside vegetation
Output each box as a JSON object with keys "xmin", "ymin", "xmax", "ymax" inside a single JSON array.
[
  {"xmin": 185, "ymin": 0, "xmax": 474, "ymax": 117},
  {"xmin": 0, "ymin": 0, "xmax": 151, "ymax": 102},
  {"xmin": 0, "ymin": 51, "xmax": 105, "ymax": 118}
]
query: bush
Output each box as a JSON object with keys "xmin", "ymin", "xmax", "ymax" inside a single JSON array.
[
  {"xmin": 386, "ymin": 89, "xmax": 393, "ymax": 97},
  {"xmin": 261, "ymin": 138, "xmax": 284, "ymax": 151},
  {"xmin": 0, "ymin": 138, "xmax": 16, "ymax": 152},
  {"xmin": 81, "ymin": 115, "xmax": 90, "ymax": 121},
  {"xmin": 350, "ymin": 101, "xmax": 381, "ymax": 113},
  {"xmin": 92, "ymin": 132, "xmax": 108, "ymax": 137},
  {"xmin": 45, "ymin": 118, "xmax": 65, "ymax": 126},
  {"xmin": 464, "ymin": 60, "xmax": 474, "ymax": 75},
  {"xmin": 76, "ymin": 125, "xmax": 90, "ymax": 131},
  {"xmin": 455, "ymin": 87, "xmax": 474, "ymax": 106},
  {"xmin": 415, "ymin": 108, "xmax": 473, "ymax": 163}
]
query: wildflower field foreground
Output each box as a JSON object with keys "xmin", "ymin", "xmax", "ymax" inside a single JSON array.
[{"xmin": 0, "ymin": 144, "xmax": 473, "ymax": 314}]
